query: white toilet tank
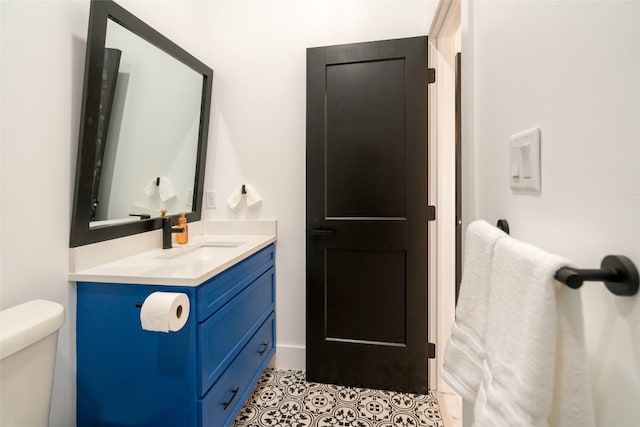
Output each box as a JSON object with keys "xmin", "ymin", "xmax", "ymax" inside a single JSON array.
[{"xmin": 1, "ymin": 299, "xmax": 65, "ymax": 427}]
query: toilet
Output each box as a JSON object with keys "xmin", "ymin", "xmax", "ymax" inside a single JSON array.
[{"xmin": 1, "ymin": 299, "xmax": 65, "ymax": 427}]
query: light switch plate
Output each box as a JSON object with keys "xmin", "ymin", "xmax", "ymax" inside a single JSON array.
[{"xmin": 510, "ymin": 128, "xmax": 541, "ymax": 191}]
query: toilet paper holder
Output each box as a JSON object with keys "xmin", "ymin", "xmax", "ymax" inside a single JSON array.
[{"xmin": 135, "ymin": 301, "xmax": 185, "ymax": 318}]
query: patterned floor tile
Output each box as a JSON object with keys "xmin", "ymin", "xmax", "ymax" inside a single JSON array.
[{"xmin": 233, "ymin": 369, "xmax": 444, "ymax": 427}]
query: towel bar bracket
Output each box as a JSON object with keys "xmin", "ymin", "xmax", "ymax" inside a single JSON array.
[
  {"xmin": 555, "ymin": 255, "xmax": 639, "ymax": 296},
  {"xmin": 601, "ymin": 255, "xmax": 639, "ymax": 296}
]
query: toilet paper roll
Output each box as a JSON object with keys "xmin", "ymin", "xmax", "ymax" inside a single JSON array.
[{"xmin": 140, "ymin": 292, "xmax": 190, "ymax": 333}]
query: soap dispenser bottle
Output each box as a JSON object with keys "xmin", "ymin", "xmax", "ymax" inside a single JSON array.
[{"xmin": 176, "ymin": 212, "xmax": 189, "ymax": 244}]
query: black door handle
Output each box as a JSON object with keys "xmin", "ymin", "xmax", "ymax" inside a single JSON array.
[{"xmin": 310, "ymin": 228, "xmax": 335, "ymax": 236}]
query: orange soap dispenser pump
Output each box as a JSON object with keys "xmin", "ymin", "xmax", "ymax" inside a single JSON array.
[{"xmin": 176, "ymin": 212, "xmax": 189, "ymax": 244}]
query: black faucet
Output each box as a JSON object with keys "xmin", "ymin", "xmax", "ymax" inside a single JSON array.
[{"xmin": 162, "ymin": 217, "xmax": 184, "ymax": 249}]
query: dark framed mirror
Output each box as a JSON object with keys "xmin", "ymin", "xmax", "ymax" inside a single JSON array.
[{"xmin": 70, "ymin": 0, "xmax": 213, "ymax": 247}]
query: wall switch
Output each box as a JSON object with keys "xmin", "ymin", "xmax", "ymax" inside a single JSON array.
[
  {"xmin": 205, "ymin": 191, "xmax": 216, "ymax": 209},
  {"xmin": 520, "ymin": 145, "xmax": 531, "ymax": 178},
  {"xmin": 510, "ymin": 146, "xmax": 521, "ymax": 177},
  {"xmin": 509, "ymin": 128, "xmax": 541, "ymax": 191}
]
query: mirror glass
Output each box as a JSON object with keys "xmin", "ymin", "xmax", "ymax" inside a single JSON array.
[
  {"xmin": 91, "ymin": 20, "xmax": 203, "ymax": 227},
  {"xmin": 71, "ymin": 0, "xmax": 212, "ymax": 247}
]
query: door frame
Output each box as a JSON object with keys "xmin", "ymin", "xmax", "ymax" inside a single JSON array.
[{"xmin": 427, "ymin": 0, "xmax": 461, "ymax": 393}]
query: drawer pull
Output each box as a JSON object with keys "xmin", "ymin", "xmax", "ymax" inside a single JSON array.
[
  {"xmin": 222, "ymin": 387, "xmax": 240, "ymax": 410},
  {"xmin": 258, "ymin": 342, "xmax": 269, "ymax": 356}
]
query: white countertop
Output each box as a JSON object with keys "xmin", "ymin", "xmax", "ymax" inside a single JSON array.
[{"xmin": 68, "ymin": 220, "xmax": 276, "ymax": 287}]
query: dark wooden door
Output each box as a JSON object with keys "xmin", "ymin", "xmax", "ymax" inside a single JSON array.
[{"xmin": 306, "ymin": 36, "xmax": 429, "ymax": 394}]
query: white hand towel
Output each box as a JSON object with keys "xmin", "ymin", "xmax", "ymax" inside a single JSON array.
[
  {"xmin": 473, "ymin": 237, "xmax": 595, "ymax": 427},
  {"xmin": 144, "ymin": 178, "xmax": 158, "ymax": 197},
  {"xmin": 441, "ymin": 220, "xmax": 507, "ymax": 401},
  {"xmin": 244, "ymin": 184, "xmax": 262, "ymax": 207},
  {"xmin": 158, "ymin": 177, "xmax": 176, "ymax": 202},
  {"xmin": 227, "ymin": 187, "xmax": 242, "ymax": 209}
]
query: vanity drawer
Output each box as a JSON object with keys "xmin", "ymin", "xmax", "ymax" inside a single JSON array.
[
  {"xmin": 199, "ymin": 312, "xmax": 275, "ymax": 427},
  {"xmin": 198, "ymin": 266, "xmax": 275, "ymax": 396},
  {"xmin": 197, "ymin": 244, "xmax": 274, "ymax": 322}
]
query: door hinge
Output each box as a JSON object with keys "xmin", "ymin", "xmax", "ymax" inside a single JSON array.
[
  {"xmin": 427, "ymin": 342, "xmax": 436, "ymax": 359},
  {"xmin": 427, "ymin": 68, "xmax": 436, "ymax": 84},
  {"xmin": 427, "ymin": 205, "xmax": 436, "ymax": 221}
]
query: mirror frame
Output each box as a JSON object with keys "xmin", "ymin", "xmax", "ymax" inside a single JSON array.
[{"xmin": 70, "ymin": 0, "xmax": 213, "ymax": 247}]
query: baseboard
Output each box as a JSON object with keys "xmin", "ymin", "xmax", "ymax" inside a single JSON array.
[{"xmin": 274, "ymin": 344, "xmax": 306, "ymax": 371}]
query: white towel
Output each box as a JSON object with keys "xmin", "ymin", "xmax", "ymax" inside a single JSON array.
[
  {"xmin": 441, "ymin": 220, "xmax": 507, "ymax": 400},
  {"xmin": 473, "ymin": 237, "xmax": 595, "ymax": 427},
  {"xmin": 548, "ymin": 282, "xmax": 595, "ymax": 427},
  {"xmin": 158, "ymin": 177, "xmax": 176, "ymax": 202},
  {"xmin": 244, "ymin": 184, "xmax": 262, "ymax": 207},
  {"xmin": 227, "ymin": 187, "xmax": 243, "ymax": 209},
  {"xmin": 143, "ymin": 177, "xmax": 177, "ymax": 202},
  {"xmin": 143, "ymin": 179, "xmax": 157, "ymax": 197}
]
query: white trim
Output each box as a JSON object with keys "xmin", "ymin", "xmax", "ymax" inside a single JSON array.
[
  {"xmin": 429, "ymin": 0, "xmax": 460, "ymax": 37},
  {"xmin": 428, "ymin": 0, "xmax": 461, "ymax": 395},
  {"xmin": 274, "ymin": 344, "xmax": 306, "ymax": 371}
]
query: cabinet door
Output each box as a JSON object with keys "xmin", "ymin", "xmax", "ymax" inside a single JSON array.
[{"xmin": 77, "ymin": 282, "xmax": 198, "ymax": 427}]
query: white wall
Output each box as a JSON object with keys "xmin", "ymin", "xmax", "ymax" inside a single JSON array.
[
  {"xmin": 463, "ymin": 1, "xmax": 640, "ymax": 424},
  {"xmin": 0, "ymin": 1, "xmax": 206, "ymax": 426},
  {"xmin": 1, "ymin": 3, "xmax": 89, "ymax": 425},
  {"xmin": 200, "ymin": 0, "xmax": 438, "ymax": 368},
  {"xmin": 1, "ymin": 1, "xmax": 437, "ymax": 425}
]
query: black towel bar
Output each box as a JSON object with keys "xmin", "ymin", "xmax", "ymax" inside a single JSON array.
[
  {"xmin": 496, "ymin": 219, "xmax": 510, "ymax": 234},
  {"xmin": 495, "ymin": 219, "xmax": 639, "ymax": 296}
]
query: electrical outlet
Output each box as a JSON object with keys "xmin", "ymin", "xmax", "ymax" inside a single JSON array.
[{"xmin": 206, "ymin": 191, "xmax": 216, "ymax": 209}]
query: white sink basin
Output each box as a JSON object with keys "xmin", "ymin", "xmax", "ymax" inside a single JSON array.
[{"xmin": 155, "ymin": 241, "xmax": 245, "ymax": 261}]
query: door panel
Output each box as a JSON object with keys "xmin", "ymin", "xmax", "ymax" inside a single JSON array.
[
  {"xmin": 306, "ymin": 36, "xmax": 429, "ymax": 393},
  {"xmin": 326, "ymin": 59, "xmax": 406, "ymax": 218},
  {"xmin": 326, "ymin": 249, "xmax": 406, "ymax": 344}
]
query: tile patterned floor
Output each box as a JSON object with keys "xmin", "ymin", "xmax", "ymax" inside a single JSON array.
[{"xmin": 233, "ymin": 369, "xmax": 444, "ymax": 427}]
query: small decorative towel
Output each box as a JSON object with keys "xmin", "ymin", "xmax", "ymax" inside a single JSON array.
[
  {"xmin": 143, "ymin": 177, "xmax": 176, "ymax": 202},
  {"xmin": 143, "ymin": 178, "xmax": 158, "ymax": 197},
  {"xmin": 227, "ymin": 187, "xmax": 243, "ymax": 209},
  {"xmin": 158, "ymin": 177, "xmax": 176, "ymax": 202},
  {"xmin": 472, "ymin": 237, "xmax": 595, "ymax": 427},
  {"xmin": 441, "ymin": 220, "xmax": 507, "ymax": 400},
  {"xmin": 244, "ymin": 184, "xmax": 262, "ymax": 207}
]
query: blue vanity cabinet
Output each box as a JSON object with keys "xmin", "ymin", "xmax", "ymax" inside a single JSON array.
[{"xmin": 77, "ymin": 244, "xmax": 275, "ymax": 427}]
